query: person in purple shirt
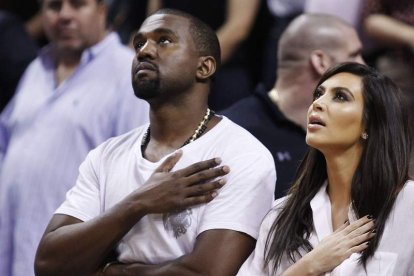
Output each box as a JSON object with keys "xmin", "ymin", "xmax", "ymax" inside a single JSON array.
[{"xmin": 0, "ymin": 0, "xmax": 149, "ymax": 275}]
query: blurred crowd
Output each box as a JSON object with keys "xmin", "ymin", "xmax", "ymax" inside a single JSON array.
[
  {"xmin": 1, "ymin": 0, "xmax": 414, "ymax": 112},
  {"xmin": 0, "ymin": 0, "xmax": 414, "ymax": 275}
]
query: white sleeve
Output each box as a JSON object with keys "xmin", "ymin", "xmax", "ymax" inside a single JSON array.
[
  {"xmin": 237, "ymin": 209, "xmax": 277, "ymax": 276},
  {"xmin": 54, "ymin": 146, "xmax": 102, "ymax": 221},
  {"xmin": 197, "ymin": 150, "xmax": 276, "ymax": 239}
]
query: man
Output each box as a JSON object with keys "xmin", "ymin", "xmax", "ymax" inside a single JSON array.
[
  {"xmin": 222, "ymin": 14, "xmax": 364, "ymax": 199},
  {"xmin": 35, "ymin": 9, "xmax": 275, "ymax": 276},
  {"xmin": 0, "ymin": 0, "xmax": 149, "ymax": 275}
]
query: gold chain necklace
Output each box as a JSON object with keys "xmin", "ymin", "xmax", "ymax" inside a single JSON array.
[{"xmin": 141, "ymin": 108, "xmax": 215, "ymax": 152}]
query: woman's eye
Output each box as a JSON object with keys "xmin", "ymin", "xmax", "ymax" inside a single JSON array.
[
  {"xmin": 313, "ymin": 89, "xmax": 323, "ymax": 101},
  {"xmin": 334, "ymin": 91, "xmax": 348, "ymax": 102}
]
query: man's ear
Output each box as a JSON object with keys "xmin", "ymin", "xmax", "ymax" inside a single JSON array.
[
  {"xmin": 310, "ymin": 50, "xmax": 332, "ymax": 76},
  {"xmin": 196, "ymin": 56, "xmax": 216, "ymax": 82}
]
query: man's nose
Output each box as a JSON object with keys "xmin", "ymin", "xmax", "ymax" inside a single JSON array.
[
  {"xmin": 138, "ymin": 40, "xmax": 157, "ymax": 60},
  {"xmin": 58, "ymin": 1, "xmax": 76, "ymax": 20}
]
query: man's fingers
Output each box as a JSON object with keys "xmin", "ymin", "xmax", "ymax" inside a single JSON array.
[
  {"xmin": 185, "ymin": 166, "xmax": 230, "ymax": 185},
  {"xmin": 154, "ymin": 150, "xmax": 183, "ymax": 173},
  {"xmin": 181, "ymin": 192, "xmax": 218, "ymax": 208},
  {"xmin": 175, "ymin": 157, "xmax": 222, "ymax": 177},
  {"xmin": 186, "ymin": 179, "xmax": 226, "ymax": 196}
]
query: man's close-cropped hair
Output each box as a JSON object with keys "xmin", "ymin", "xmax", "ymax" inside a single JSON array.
[{"xmin": 153, "ymin": 8, "xmax": 221, "ymax": 70}]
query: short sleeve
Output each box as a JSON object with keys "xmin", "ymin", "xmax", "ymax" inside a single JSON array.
[
  {"xmin": 237, "ymin": 209, "xmax": 277, "ymax": 275},
  {"xmin": 197, "ymin": 150, "xmax": 276, "ymax": 239},
  {"xmin": 54, "ymin": 146, "xmax": 102, "ymax": 221}
]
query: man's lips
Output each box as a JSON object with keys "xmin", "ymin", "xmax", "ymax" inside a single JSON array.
[{"xmin": 135, "ymin": 61, "xmax": 157, "ymax": 74}]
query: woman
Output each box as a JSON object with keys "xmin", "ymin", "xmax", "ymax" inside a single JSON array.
[{"xmin": 238, "ymin": 62, "xmax": 414, "ymax": 275}]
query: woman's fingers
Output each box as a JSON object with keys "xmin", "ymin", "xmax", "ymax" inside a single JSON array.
[
  {"xmin": 349, "ymin": 241, "xmax": 371, "ymax": 254},
  {"xmin": 343, "ymin": 215, "xmax": 374, "ymax": 235},
  {"xmin": 350, "ymin": 231, "xmax": 376, "ymax": 247}
]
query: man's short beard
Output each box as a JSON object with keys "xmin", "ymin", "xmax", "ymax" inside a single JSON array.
[{"xmin": 133, "ymin": 78, "xmax": 161, "ymax": 100}]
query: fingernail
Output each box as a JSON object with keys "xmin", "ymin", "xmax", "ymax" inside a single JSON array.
[
  {"xmin": 367, "ymin": 215, "xmax": 373, "ymax": 219},
  {"xmin": 211, "ymin": 191, "xmax": 218, "ymax": 197},
  {"xmin": 218, "ymin": 179, "xmax": 226, "ymax": 185},
  {"xmin": 215, "ymin": 158, "xmax": 222, "ymax": 164},
  {"xmin": 222, "ymin": 166, "xmax": 230, "ymax": 173}
]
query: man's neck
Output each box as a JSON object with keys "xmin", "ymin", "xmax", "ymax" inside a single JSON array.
[
  {"xmin": 270, "ymin": 70, "xmax": 316, "ymax": 130},
  {"xmin": 54, "ymin": 50, "xmax": 82, "ymax": 86},
  {"xmin": 143, "ymin": 102, "xmax": 219, "ymax": 162}
]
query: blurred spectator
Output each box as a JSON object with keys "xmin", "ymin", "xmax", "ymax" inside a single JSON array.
[
  {"xmin": 148, "ymin": 0, "xmax": 260, "ymax": 111},
  {"xmin": 0, "ymin": 11, "xmax": 37, "ymax": 111},
  {"xmin": 106, "ymin": 0, "xmax": 149, "ymax": 44},
  {"xmin": 304, "ymin": 0, "xmax": 363, "ymax": 28},
  {"xmin": 0, "ymin": 0, "xmax": 149, "ymax": 275},
  {"xmin": 261, "ymin": 0, "xmax": 305, "ymax": 90},
  {"xmin": 222, "ymin": 14, "xmax": 364, "ymax": 198},
  {"xmin": 361, "ymin": 0, "xmax": 414, "ymax": 176},
  {"xmin": 0, "ymin": 0, "xmax": 46, "ymax": 45}
]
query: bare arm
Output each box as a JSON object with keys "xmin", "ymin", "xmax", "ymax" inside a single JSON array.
[
  {"xmin": 35, "ymin": 152, "xmax": 229, "ymax": 276},
  {"xmin": 146, "ymin": 0, "xmax": 162, "ymax": 16},
  {"xmin": 281, "ymin": 215, "xmax": 375, "ymax": 276},
  {"xmin": 363, "ymin": 14, "xmax": 414, "ymax": 50},
  {"xmin": 216, "ymin": 0, "xmax": 259, "ymax": 63},
  {"xmin": 103, "ymin": 229, "xmax": 255, "ymax": 276}
]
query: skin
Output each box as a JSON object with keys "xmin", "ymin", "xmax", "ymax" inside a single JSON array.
[
  {"xmin": 307, "ymin": 72, "xmax": 365, "ymax": 229},
  {"xmin": 272, "ymin": 15, "xmax": 364, "ymax": 131},
  {"xmin": 364, "ymin": 14, "xmax": 414, "ymax": 50},
  {"xmin": 36, "ymin": 14, "xmax": 256, "ymax": 276},
  {"xmin": 280, "ymin": 72, "xmax": 373, "ymax": 275},
  {"xmin": 306, "ymin": 72, "xmax": 365, "ymax": 155},
  {"xmin": 282, "ymin": 216, "xmax": 375, "ymax": 276},
  {"xmin": 147, "ymin": 0, "xmax": 260, "ymax": 63},
  {"xmin": 41, "ymin": 0, "xmax": 107, "ymax": 84}
]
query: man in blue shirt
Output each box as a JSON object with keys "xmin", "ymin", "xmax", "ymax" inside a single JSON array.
[{"xmin": 0, "ymin": 0, "xmax": 149, "ymax": 275}]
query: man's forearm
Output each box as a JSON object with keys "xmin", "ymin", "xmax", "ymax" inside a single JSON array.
[
  {"xmin": 364, "ymin": 14, "xmax": 414, "ymax": 48},
  {"xmin": 35, "ymin": 199, "xmax": 147, "ymax": 276},
  {"xmin": 103, "ymin": 259, "xmax": 205, "ymax": 276}
]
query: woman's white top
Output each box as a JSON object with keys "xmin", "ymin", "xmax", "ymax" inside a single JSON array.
[{"xmin": 238, "ymin": 180, "xmax": 414, "ymax": 275}]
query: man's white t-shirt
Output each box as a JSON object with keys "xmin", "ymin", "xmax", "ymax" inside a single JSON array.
[
  {"xmin": 238, "ymin": 180, "xmax": 414, "ymax": 275},
  {"xmin": 56, "ymin": 116, "xmax": 276, "ymax": 264}
]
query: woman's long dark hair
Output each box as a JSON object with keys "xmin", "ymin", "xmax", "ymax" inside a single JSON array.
[{"xmin": 264, "ymin": 62, "xmax": 412, "ymax": 270}]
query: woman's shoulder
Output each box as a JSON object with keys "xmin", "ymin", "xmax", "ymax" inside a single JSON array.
[
  {"xmin": 263, "ymin": 195, "xmax": 290, "ymax": 224},
  {"xmin": 401, "ymin": 179, "xmax": 414, "ymax": 195},
  {"xmin": 394, "ymin": 179, "xmax": 414, "ymax": 209}
]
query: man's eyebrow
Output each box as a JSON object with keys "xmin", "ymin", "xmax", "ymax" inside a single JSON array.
[{"xmin": 135, "ymin": 28, "xmax": 178, "ymax": 39}]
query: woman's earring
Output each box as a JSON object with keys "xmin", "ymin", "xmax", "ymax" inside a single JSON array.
[{"xmin": 362, "ymin": 132, "xmax": 369, "ymax": 140}]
